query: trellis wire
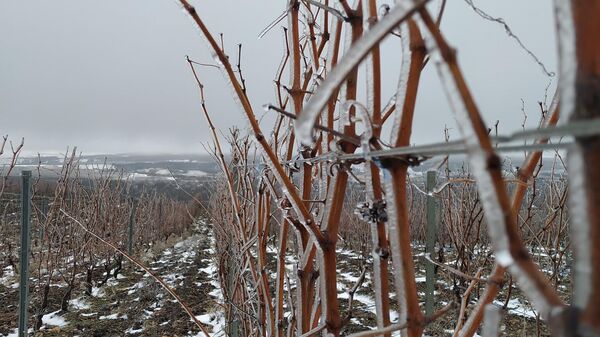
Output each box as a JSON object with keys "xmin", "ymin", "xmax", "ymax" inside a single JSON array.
[{"xmin": 281, "ymin": 118, "xmax": 600, "ymax": 165}]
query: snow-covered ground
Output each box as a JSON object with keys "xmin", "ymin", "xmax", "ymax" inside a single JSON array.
[
  {"xmin": 0, "ymin": 220, "xmax": 564, "ymax": 336},
  {"xmin": 0, "ymin": 220, "xmax": 224, "ymax": 337}
]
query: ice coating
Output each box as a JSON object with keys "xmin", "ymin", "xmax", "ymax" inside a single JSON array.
[
  {"xmin": 389, "ymin": 23, "xmax": 413, "ymax": 147},
  {"xmin": 257, "ymin": 4, "xmax": 292, "ymax": 39},
  {"xmin": 273, "ymin": 28, "xmax": 290, "ymax": 110},
  {"xmin": 305, "ymin": 14, "xmax": 321, "ymax": 76},
  {"xmin": 420, "ymin": 11, "xmax": 562, "ymax": 322},
  {"xmin": 309, "ymin": 65, "xmax": 326, "ymax": 89},
  {"xmin": 363, "ymin": 164, "xmax": 377, "ymax": 202},
  {"xmin": 350, "ymin": 98, "xmax": 376, "ymax": 195},
  {"xmin": 294, "ymin": 0, "xmax": 432, "ymax": 146},
  {"xmin": 422, "ymin": 22, "xmax": 514, "ymax": 256},
  {"xmin": 381, "ymin": 169, "xmax": 408, "ymax": 333},
  {"xmin": 553, "ymin": 0, "xmax": 576, "ymax": 123},
  {"xmin": 382, "ymin": 93, "xmax": 397, "ymax": 119},
  {"xmin": 345, "ymin": 100, "xmax": 372, "ymax": 135},
  {"xmin": 494, "ymin": 250, "xmax": 514, "ymax": 267},
  {"xmin": 507, "ymin": 262, "xmax": 558, "ymax": 320},
  {"xmin": 568, "ymin": 147, "xmax": 592, "ymax": 308},
  {"xmin": 362, "ymin": 0, "xmax": 378, "ymax": 125},
  {"xmin": 371, "ymin": 252, "xmax": 388, "ymax": 331},
  {"xmin": 410, "ymin": 181, "xmax": 434, "ymax": 197},
  {"xmin": 482, "ymin": 304, "xmax": 502, "ymax": 337},
  {"xmin": 355, "ymin": 95, "xmax": 392, "ymax": 334},
  {"xmin": 288, "ymin": 0, "xmax": 303, "ymax": 117},
  {"xmin": 318, "ymin": 15, "xmax": 341, "ymax": 193},
  {"xmin": 554, "ymin": 0, "xmax": 591, "ymax": 310},
  {"xmin": 338, "ymin": 14, "xmax": 356, "ymax": 129}
]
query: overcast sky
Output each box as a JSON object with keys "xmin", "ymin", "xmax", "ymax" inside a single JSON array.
[{"xmin": 0, "ymin": 1, "xmax": 557, "ymax": 156}]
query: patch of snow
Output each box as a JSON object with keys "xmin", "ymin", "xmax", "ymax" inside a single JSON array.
[
  {"xmin": 155, "ymin": 169, "xmax": 171, "ymax": 176},
  {"xmin": 338, "ymin": 272, "xmax": 360, "ymax": 283},
  {"xmin": 494, "ymin": 299, "xmax": 537, "ymax": 319},
  {"xmin": 161, "ymin": 273, "xmax": 184, "ymax": 287},
  {"xmin": 70, "ymin": 297, "xmax": 91, "ymax": 310},
  {"xmin": 129, "ymin": 172, "xmax": 149, "ymax": 180},
  {"xmin": 199, "ymin": 265, "xmax": 216, "ymax": 275},
  {"xmin": 195, "ymin": 311, "xmax": 226, "ymax": 336},
  {"xmin": 128, "ymin": 280, "xmax": 146, "ymax": 295},
  {"xmin": 126, "ymin": 327, "xmax": 144, "ymax": 334},
  {"xmin": 3, "ymin": 328, "xmax": 18, "ymax": 337},
  {"xmin": 338, "ymin": 292, "xmax": 376, "ymax": 313},
  {"xmin": 184, "ymin": 170, "xmax": 207, "ymax": 177},
  {"xmin": 99, "ymin": 313, "xmax": 119, "ymax": 320},
  {"xmin": 0, "ymin": 266, "xmax": 15, "ymax": 287},
  {"xmin": 42, "ymin": 310, "xmax": 68, "ymax": 327},
  {"xmin": 91, "ymin": 286, "xmax": 105, "ymax": 297}
]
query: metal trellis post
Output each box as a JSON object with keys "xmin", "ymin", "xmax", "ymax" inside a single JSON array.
[{"xmin": 18, "ymin": 170, "xmax": 32, "ymax": 337}]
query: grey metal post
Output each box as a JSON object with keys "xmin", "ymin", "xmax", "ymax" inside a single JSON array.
[
  {"xmin": 425, "ymin": 170, "xmax": 438, "ymax": 316},
  {"xmin": 18, "ymin": 170, "xmax": 32, "ymax": 337},
  {"xmin": 127, "ymin": 199, "xmax": 137, "ymax": 255}
]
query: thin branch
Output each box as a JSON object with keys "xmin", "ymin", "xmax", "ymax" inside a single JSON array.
[{"xmin": 463, "ymin": 0, "xmax": 555, "ymax": 77}]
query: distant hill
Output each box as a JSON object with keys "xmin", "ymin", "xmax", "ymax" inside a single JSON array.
[{"xmin": 9, "ymin": 153, "xmax": 222, "ymax": 179}]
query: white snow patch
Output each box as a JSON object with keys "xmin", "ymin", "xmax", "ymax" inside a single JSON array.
[
  {"xmin": 126, "ymin": 327, "xmax": 144, "ymax": 334},
  {"xmin": 70, "ymin": 297, "xmax": 91, "ymax": 310},
  {"xmin": 155, "ymin": 169, "xmax": 171, "ymax": 176},
  {"xmin": 42, "ymin": 310, "xmax": 68, "ymax": 327},
  {"xmin": 184, "ymin": 170, "xmax": 207, "ymax": 177},
  {"xmin": 128, "ymin": 280, "xmax": 146, "ymax": 295},
  {"xmin": 195, "ymin": 312, "xmax": 226, "ymax": 336},
  {"xmin": 339, "ymin": 272, "xmax": 360, "ymax": 283},
  {"xmin": 91, "ymin": 286, "xmax": 105, "ymax": 297},
  {"xmin": 494, "ymin": 299, "xmax": 537, "ymax": 319},
  {"xmin": 129, "ymin": 172, "xmax": 149, "ymax": 180},
  {"xmin": 99, "ymin": 313, "xmax": 119, "ymax": 320},
  {"xmin": 0, "ymin": 266, "xmax": 15, "ymax": 287},
  {"xmin": 199, "ymin": 265, "xmax": 216, "ymax": 275}
]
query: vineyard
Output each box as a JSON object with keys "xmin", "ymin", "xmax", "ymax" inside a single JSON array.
[{"xmin": 2, "ymin": 1, "xmax": 600, "ymax": 337}]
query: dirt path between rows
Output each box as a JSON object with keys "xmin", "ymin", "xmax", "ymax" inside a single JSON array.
[{"xmin": 1, "ymin": 221, "xmax": 224, "ymax": 337}]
